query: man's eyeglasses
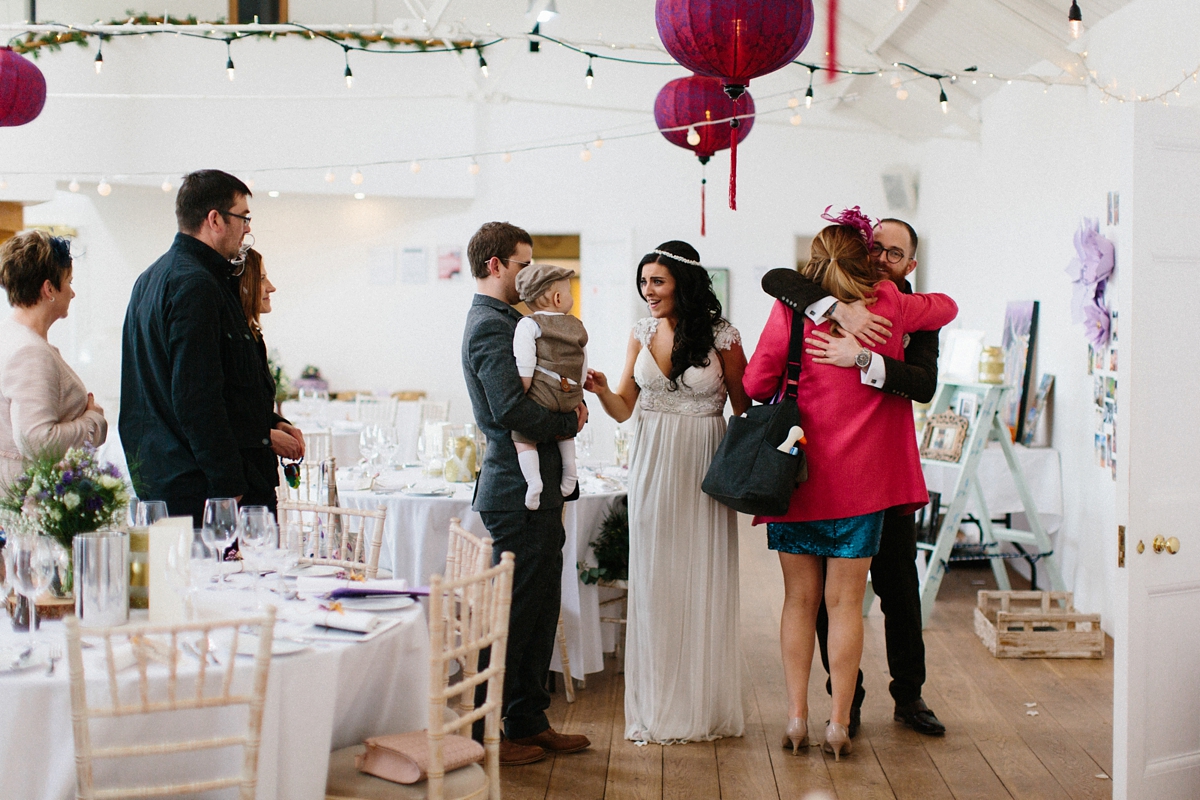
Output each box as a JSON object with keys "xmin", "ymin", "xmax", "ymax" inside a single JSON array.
[
  {"xmin": 219, "ymin": 209, "xmax": 252, "ymax": 225},
  {"xmin": 869, "ymin": 243, "xmax": 908, "ymax": 264},
  {"xmin": 504, "ymin": 257, "xmax": 533, "ymax": 269}
]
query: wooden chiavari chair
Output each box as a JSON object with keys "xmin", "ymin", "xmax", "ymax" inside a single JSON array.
[{"xmin": 277, "ymin": 501, "xmax": 387, "ymax": 579}]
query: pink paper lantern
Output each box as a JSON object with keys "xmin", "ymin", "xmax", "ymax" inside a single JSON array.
[{"xmin": 0, "ymin": 47, "xmax": 47, "ymax": 127}]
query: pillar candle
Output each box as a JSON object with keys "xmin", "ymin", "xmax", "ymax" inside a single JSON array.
[{"xmin": 148, "ymin": 517, "xmax": 190, "ymax": 623}]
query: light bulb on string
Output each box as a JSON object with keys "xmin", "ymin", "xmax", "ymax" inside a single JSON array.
[
  {"xmin": 788, "ymin": 96, "xmax": 800, "ymax": 108},
  {"xmin": 502, "ymin": 152, "xmax": 513, "ymax": 163},
  {"xmin": 939, "ymin": 84, "xmax": 949, "ymax": 114},
  {"xmin": 477, "ymin": 48, "xmax": 488, "ymax": 78},
  {"xmin": 897, "ymin": 0, "xmax": 907, "ymax": 11},
  {"xmin": 161, "ymin": 177, "xmax": 173, "ymax": 193},
  {"xmin": 896, "ymin": 87, "xmax": 908, "ymax": 100},
  {"xmin": 805, "ymin": 78, "xmax": 814, "ymax": 109},
  {"xmin": 585, "ymin": 57, "xmax": 594, "ymax": 89},
  {"xmin": 580, "ymin": 147, "xmax": 592, "ymax": 162},
  {"xmin": 97, "ymin": 179, "xmax": 112, "ymax": 197},
  {"xmin": 354, "ymin": 192, "xmax": 365, "ymax": 200},
  {"xmin": 68, "ymin": 179, "xmax": 80, "ymax": 192},
  {"xmin": 686, "ymin": 126, "xmax": 701, "ymax": 146},
  {"xmin": 225, "ymin": 40, "xmax": 236, "ymax": 81},
  {"xmin": 1068, "ymin": 1, "xmax": 1083, "ymax": 39},
  {"xmin": 351, "ymin": 169, "xmax": 364, "ymax": 185},
  {"xmin": 325, "ymin": 170, "xmax": 336, "ymax": 183},
  {"xmin": 593, "ymin": 137, "xmax": 604, "ymax": 149},
  {"xmin": 790, "ymin": 113, "xmax": 802, "ymax": 126},
  {"xmin": 469, "ymin": 161, "xmax": 481, "ymax": 175},
  {"xmin": 93, "ymin": 42, "xmax": 104, "ymax": 74},
  {"xmin": 410, "ymin": 161, "xmax": 422, "ymax": 174},
  {"xmin": 343, "ymin": 49, "xmax": 354, "ymax": 88},
  {"xmin": 268, "ymin": 190, "xmax": 280, "ymax": 198}
]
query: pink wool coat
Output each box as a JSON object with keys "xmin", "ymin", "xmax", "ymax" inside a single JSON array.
[{"xmin": 743, "ymin": 280, "xmax": 958, "ymax": 525}]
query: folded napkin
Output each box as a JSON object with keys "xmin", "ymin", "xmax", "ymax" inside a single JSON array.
[
  {"xmin": 292, "ymin": 607, "xmax": 386, "ymax": 633},
  {"xmin": 295, "ymin": 577, "xmax": 408, "ymax": 598},
  {"xmin": 330, "ymin": 585, "xmax": 429, "ymax": 599}
]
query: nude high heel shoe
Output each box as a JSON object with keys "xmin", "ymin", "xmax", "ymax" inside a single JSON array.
[
  {"xmin": 781, "ymin": 717, "xmax": 808, "ymax": 754},
  {"xmin": 823, "ymin": 722, "xmax": 852, "ymax": 761}
]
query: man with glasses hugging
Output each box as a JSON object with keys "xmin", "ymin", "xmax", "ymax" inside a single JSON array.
[
  {"xmin": 761, "ymin": 216, "xmax": 947, "ymax": 739},
  {"xmin": 121, "ymin": 169, "xmax": 303, "ymax": 526}
]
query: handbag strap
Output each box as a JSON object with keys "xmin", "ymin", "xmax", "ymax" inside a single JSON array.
[{"xmin": 782, "ymin": 305, "xmax": 806, "ymax": 400}]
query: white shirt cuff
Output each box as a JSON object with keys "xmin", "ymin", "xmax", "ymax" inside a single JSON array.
[
  {"xmin": 804, "ymin": 296, "xmax": 837, "ymax": 323},
  {"xmin": 861, "ymin": 352, "xmax": 886, "ymax": 388}
]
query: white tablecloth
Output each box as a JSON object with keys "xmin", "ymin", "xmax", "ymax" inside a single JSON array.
[
  {"xmin": 341, "ymin": 468, "xmax": 625, "ymax": 676},
  {"xmin": 0, "ymin": 583, "xmax": 428, "ymax": 800},
  {"xmin": 283, "ymin": 401, "xmax": 426, "ymax": 465},
  {"xmin": 921, "ymin": 442, "xmax": 1063, "ymax": 533}
]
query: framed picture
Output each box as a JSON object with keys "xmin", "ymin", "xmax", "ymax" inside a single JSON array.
[
  {"xmin": 920, "ymin": 412, "xmax": 970, "ymax": 463},
  {"xmin": 706, "ymin": 268, "xmax": 731, "ymax": 316},
  {"xmin": 953, "ymin": 391, "xmax": 978, "ymax": 422},
  {"xmin": 1000, "ymin": 300, "xmax": 1040, "ymax": 442}
]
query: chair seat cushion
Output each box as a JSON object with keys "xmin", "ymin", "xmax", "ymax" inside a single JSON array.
[{"xmin": 327, "ymin": 745, "xmax": 486, "ymax": 800}]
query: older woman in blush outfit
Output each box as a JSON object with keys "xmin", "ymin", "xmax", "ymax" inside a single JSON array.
[{"xmin": 0, "ymin": 231, "xmax": 107, "ymax": 486}]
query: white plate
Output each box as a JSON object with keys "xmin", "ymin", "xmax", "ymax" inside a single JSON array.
[
  {"xmin": 399, "ymin": 485, "xmax": 456, "ymax": 497},
  {"xmin": 338, "ymin": 595, "xmax": 416, "ymax": 612},
  {"xmin": 0, "ymin": 645, "xmax": 49, "ymax": 674},
  {"xmin": 236, "ymin": 635, "xmax": 309, "ymax": 657},
  {"xmin": 285, "ymin": 565, "xmax": 342, "ymax": 578}
]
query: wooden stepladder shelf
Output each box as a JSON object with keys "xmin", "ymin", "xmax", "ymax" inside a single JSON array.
[{"xmin": 916, "ymin": 382, "xmax": 1067, "ymax": 628}]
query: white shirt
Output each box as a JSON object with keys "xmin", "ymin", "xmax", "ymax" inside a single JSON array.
[{"xmin": 803, "ymin": 298, "xmax": 886, "ymax": 388}]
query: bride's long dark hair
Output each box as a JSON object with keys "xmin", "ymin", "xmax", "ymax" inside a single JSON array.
[{"xmin": 637, "ymin": 240, "xmax": 724, "ymax": 390}]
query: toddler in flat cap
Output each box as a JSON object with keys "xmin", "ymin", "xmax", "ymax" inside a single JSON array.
[{"xmin": 512, "ymin": 264, "xmax": 589, "ymax": 510}]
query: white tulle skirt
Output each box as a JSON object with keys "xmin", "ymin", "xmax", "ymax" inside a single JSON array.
[{"xmin": 623, "ymin": 409, "xmax": 744, "ymax": 743}]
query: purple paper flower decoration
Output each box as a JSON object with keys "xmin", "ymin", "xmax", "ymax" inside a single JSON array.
[
  {"xmin": 821, "ymin": 205, "xmax": 877, "ymax": 250},
  {"xmin": 1066, "ymin": 218, "xmax": 1115, "ymax": 285},
  {"xmin": 1082, "ymin": 299, "xmax": 1111, "ymax": 346}
]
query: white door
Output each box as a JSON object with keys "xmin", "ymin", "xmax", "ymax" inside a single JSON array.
[{"xmin": 1113, "ymin": 103, "xmax": 1200, "ymax": 799}]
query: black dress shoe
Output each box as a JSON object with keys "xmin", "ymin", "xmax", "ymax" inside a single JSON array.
[{"xmin": 894, "ymin": 698, "xmax": 946, "ymax": 736}]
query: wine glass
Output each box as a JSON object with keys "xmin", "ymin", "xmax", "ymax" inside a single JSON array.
[
  {"xmin": 201, "ymin": 498, "xmax": 239, "ymax": 581},
  {"xmin": 136, "ymin": 500, "xmax": 168, "ymax": 527},
  {"xmin": 239, "ymin": 508, "xmax": 278, "ymax": 607},
  {"xmin": 166, "ymin": 530, "xmax": 215, "ymax": 620},
  {"xmin": 8, "ymin": 535, "xmax": 54, "ymax": 643},
  {"xmin": 359, "ymin": 425, "xmax": 381, "ymax": 472}
]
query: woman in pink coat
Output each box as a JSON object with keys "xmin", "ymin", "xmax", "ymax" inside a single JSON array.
[{"xmin": 743, "ymin": 219, "xmax": 957, "ymax": 759}]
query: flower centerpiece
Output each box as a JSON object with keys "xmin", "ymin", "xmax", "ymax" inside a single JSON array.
[{"xmin": 0, "ymin": 444, "xmax": 130, "ymax": 594}]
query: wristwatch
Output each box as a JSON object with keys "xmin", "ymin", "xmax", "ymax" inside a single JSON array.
[{"xmin": 854, "ymin": 348, "xmax": 872, "ymax": 370}]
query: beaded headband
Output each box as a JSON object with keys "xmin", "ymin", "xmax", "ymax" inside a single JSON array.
[{"xmin": 652, "ymin": 248, "xmax": 702, "ymax": 267}]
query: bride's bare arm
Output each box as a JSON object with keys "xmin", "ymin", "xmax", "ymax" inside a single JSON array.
[
  {"xmin": 721, "ymin": 341, "xmax": 750, "ymax": 416},
  {"xmin": 584, "ymin": 331, "xmax": 641, "ymax": 423}
]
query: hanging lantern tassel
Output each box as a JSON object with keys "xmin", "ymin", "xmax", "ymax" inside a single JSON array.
[
  {"xmin": 827, "ymin": 0, "xmax": 838, "ymax": 80},
  {"xmin": 699, "ymin": 160, "xmax": 708, "ymax": 237},
  {"xmin": 728, "ymin": 104, "xmax": 740, "ymax": 211}
]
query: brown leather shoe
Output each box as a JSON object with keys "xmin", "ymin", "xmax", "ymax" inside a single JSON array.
[
  {"xmin": 509, "ymin": 727, "xmax": 591, "ymax": 754},
  {"xmin": 499, "ymin": 739, "xmax": 547, "ymax": 766}
]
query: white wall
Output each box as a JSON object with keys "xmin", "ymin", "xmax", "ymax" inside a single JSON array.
[{"xmin": 915, "ymin": 0, "xmax": 1200, "ymax": 629}]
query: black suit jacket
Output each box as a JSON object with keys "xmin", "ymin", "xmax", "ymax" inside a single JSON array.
[{"xmin": 760, "ymin": 268, "xmax": 939, "ymax": 403}]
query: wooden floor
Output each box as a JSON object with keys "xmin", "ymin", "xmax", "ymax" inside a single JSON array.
[{"xmin": 503, "ymin": 515, "xmax": 1114, "ymax": 800}]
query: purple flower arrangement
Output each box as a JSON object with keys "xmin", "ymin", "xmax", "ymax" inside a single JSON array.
[
  {"xmin": 1066, "ymin": 218, "xmax": 1115, "ymax": 347},
  {"xmin": 0, "ymin": 444, "xmax": 129, "ymax": 553}
]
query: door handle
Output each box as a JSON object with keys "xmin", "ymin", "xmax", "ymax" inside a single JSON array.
[{"xmin": 1152, "ymin": 535, "xmax": 1181, "ymax": 555}]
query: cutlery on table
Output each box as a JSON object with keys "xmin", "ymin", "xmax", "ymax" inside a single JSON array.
[{"xmin": 45, "ymin": 645, "xmax": 61, "ymax": 676}]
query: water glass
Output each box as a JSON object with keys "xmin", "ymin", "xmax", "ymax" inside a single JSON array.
[
  {"xmin": 614, "ymin": 428, "xmax": 631, "ymax": 469},
  {"xmin": 135, "ymin": 500, "xmax": 169, "ymax": 527},
  {"xmin": 359, "ymin": 425, "xmax": 381, "ymax": 470},
  {"xmin": 8, "ymin": 535, "xmax": 54, "ymax": 641},
  {"xmin": 201, "ymin": 498, "xmax": 239, "ymax": 580}
]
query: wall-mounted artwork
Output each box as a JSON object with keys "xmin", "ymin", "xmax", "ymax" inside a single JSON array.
[
  {"xmin": 707, "ymin": 267, "xmax": 730, "ymax": 316},
  {"xmin": 1001, "ymin": 300, "xmax": 1039, "ymax": 442}
]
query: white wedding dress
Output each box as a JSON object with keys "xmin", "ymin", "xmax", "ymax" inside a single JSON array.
[{"xmin": 623, "ymin": 317, "xmax": 744, "ymax": 743}]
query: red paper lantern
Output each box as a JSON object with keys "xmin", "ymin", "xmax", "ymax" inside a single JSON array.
[
  {"xmin": 656, "ymin": 0, "xmax": 814, "ymax": 209},
  {"xmin": 655, "ymin": 75, "xmax": 755, "ymax": 236},
  {"xmin": 0, "ymin": 47, "xmax": 47, "ymax": 127}
]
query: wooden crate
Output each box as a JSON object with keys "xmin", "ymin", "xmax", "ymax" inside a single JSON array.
[{"xmin": 974, "ymin": 590, "xmax": 1104, "ymax": 659}]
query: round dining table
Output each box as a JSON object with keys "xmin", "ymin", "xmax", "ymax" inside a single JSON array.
[
  {"xmin": 0, "ymin": 576, "xmax": 429, "ymax": 800},
  {"xmin": 340, "ymin": 466, "xmax": 626, "ymax": 677}
]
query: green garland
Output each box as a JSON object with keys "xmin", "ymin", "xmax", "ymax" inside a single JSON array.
[
  {"xmin": 10, "ymin": 12, "xmax": 479, "ymax": 57},
  {"xmin": 578, "ymin": 498, "xmax": 628, "ymax": 585}
]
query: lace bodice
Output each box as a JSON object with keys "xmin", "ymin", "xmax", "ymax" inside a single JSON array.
[{"xmin": 633, "ymin": 317, "xmax": 740, "ymax": 416}]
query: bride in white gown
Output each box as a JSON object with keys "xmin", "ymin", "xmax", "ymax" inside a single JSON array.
[{"xmin": 585, "ymin": 241, "xmax": 749, "ymax": 743}]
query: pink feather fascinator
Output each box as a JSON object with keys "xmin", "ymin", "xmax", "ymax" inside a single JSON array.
[{"xmin": 820, "ymin": 205, "xmax": 877, "ymax": 250}]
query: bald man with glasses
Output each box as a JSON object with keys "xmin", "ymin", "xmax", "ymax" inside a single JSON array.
[{"xmin": 761, "ymin": 217, "xmax": 946, "ymax": 739}]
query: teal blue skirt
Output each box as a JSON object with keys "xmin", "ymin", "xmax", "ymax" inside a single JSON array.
[{"xmin": 767, "ymin": 512, "xmax": 885, "ymax": 559}]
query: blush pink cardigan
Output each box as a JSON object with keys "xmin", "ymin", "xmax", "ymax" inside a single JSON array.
[{"xmin": 743, "ymin": 280, "xmax": 957, "ymax": 524}]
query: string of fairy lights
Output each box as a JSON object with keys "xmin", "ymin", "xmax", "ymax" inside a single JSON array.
[{"xmin": 0, "ymin": 9, "xmax": 1195, "ymax": 196}]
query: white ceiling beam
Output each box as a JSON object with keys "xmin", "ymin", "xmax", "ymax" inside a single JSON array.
[{"xmin": 868, "ymin": 0, "xmax": 923, "ymax": 55}]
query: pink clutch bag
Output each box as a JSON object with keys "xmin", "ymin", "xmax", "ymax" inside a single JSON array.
[{"xmin": 355, "ymin": 730, "xmax": 485, "ymax": 784}]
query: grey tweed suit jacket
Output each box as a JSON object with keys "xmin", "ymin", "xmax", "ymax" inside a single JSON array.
[{"xmin": 461, "ymin": 294, "xmax": 579, "ymax": 513}]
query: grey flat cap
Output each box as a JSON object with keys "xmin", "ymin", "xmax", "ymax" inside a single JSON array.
[{"xmin": 515, "ymin": 263, "xmax": 576, "ymax": 304}]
